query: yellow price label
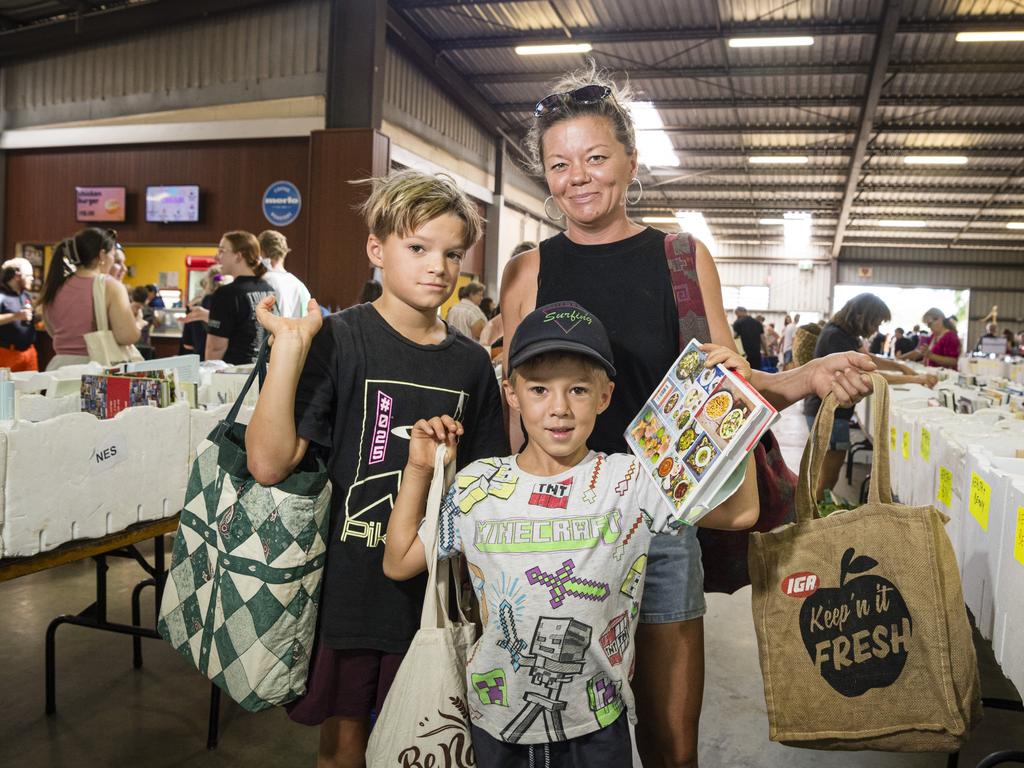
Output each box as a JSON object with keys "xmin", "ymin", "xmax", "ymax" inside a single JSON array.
[
  {"xmin": 890, "ymin": 426, "xmax": 896, "ymax": 450},
  {"xmin": 938, "ymin": 467, "xmax": 953, "ymax": 507},
  {"xmin": 902, "ymin": 432, "xmax": 910, "ymax": 460},
  {"xmin": 921, "ymin": 429, "xmax": 931, "ymax": 461},
  {"xmin": 1015, "ymin": 507, "xmax": 1024, "ymax": 567},
  {"xmin": 969, "ymin": 472, "xmax": 991, "ymax": 531}
]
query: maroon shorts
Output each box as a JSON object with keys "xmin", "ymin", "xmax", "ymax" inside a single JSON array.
[{"xmin": 286, "ymin": 643, "xmax": 404, "ymax": 725}]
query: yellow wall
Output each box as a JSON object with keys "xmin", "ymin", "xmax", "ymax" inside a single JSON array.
[
  {"xmin": 122, "ymin": 245, "xmax": 217, "ymax": 294},
  {"xmin": 440, "ymin": 274, "xmax": 475, "ymax": 319}
]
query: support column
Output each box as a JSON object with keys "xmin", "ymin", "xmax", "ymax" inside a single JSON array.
[
  {"xmin": 305, "ymin": 0, "xmax": 389, "ymax": 310},
  {"xmin": 483, "ymin": 137, "xmax": 506, "ymax": 298},
  {"xmin": 306, "ymin": 129, "xmax": 390, "ymax": 311}
]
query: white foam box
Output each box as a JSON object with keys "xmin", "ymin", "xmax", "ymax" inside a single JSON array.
[
  {"xmin": 886, "ymin": 395, "xmax": 932, "ymax": 502},
  {"xmin": 960, "ymin": 448, "xmax": 1024, "ymax": 639},
  {"xmin": 907, "ymin": 408, "xmax": 959, "ymax": 508},
  {"xmin": 931, "ymin": 421, "xmax": 1008, "ymax": 566},
  {"xmin": 992, "ymin": 479, "xmax": 1024, "ymax": 692},
  {"xmin": 188, "ymin": 404, "xmax": 252, "ymax": 463},
  {"xmin": 0, "ymin": 403, "xmax": 190, "ymax": 558},
  {"xmin": 198, "ymin": 369, "xmax": 260, "ymax": 408}
]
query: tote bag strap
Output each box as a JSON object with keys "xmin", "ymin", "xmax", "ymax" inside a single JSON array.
[
  {"xmin": 419, "ymin": 443, "xmax": 458, "ymax": 630},
  {"xmin": 663, "ymin": 233, "xmax": 711, "ymax": 350},
  {"xmin": 224, "ymin": 337, "xmax": 269, "ymax": 426},
  {"xmin": 795, "ymin": 372, "xmax": 892, "ymax": 523},
  {"xmin": 92, "ymin": 275, "xmax": 110, "ymax": 332}
]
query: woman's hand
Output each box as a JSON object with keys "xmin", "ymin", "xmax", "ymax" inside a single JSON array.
[
  {"xmin": 407, "ymin": 415, "xmax": 462, "ymax": 478},
  {"xmin": 807, "ymin": 352, "xmax": 876, "ymax": 407},
  {"xmin": 699, "ymin": 343, "xmax": 752, "ymax": 380},
  {"xmin": 253, "ymin": 296, "xmax": 322, "ymax": 349},
  {"xmin": 184, "ymin": 306, "xmax": 210, "ymax": 324}
]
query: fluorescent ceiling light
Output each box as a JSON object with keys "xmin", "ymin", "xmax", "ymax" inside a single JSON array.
[
  {"xmin": 1006, "ymin": 222, "xmax": 1024, "ymax": 229},
  {"xmin": 758, "ymin": 218, "xmax": 787, "ymax": 225},
  {"xmin": 748, "ymin": 155, "xmax": 809, "ymax": 164},
  {"xmin": 878, "ymin": 220, "xmax": 927, "ymax": 228},
  {"xmin": 955, "ymin": 31, "xmax": 1024, "ymax": 43},
  {"xmin": 629, "ymin": 101, "xmax": 679, "ymax": 167},
  {"xmin": 728, "ymin": 36, "xmax": 814, "ymax": 48},
  {"xmin": 675, "ymin": 210, "xmax": 717, "ymax": 253},
  {"xmin": 903, "ymin": 155, "xmax": 968, "ymax": 165},
  {"xmin": 515, "ymin": 43, "xmax": 593, "ymax": 56},
  {"xmin": 641, "ymin": 216, "xmax": 679, "ymax": 224}
]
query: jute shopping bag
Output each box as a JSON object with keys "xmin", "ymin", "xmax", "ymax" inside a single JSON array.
[
  {"xmin": 366, "ymin": 445, "xmax": 477, "ymax": 767},
  {"xmin": 748, "ymin": 373, "xmax": 981, "ymax": 751}
]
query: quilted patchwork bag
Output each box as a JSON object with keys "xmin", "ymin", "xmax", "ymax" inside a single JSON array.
[{"xmin": 158, "ymin": 340, "xmax": 332, "ymax": 712}]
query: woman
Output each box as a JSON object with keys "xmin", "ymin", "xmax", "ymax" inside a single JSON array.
[
  {"xmin": 804, "ymin": 294, "xmax": 937, "ymax": 503},
  {"xmin": 902, "ymin": 308, "xmax": 961, "ymax": 370},
  {"xmin": 501, "ymin": 64, "xmax": 875, "ymax": 766},
  {"xmin": 39, "ymin": 228, "xmax": 139, "ymax": 370},
  {"xmin": 179, "ymin": 266, "xmax": 224, "ymax": 359},
  {"xmin": 191, "ymin": 231, "xmax": 274, "ymax": 364}
]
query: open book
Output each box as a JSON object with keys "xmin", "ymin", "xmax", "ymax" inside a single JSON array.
[{"xmin": 625, "ymin": 339, "xmax": 778, "ymax": 525}]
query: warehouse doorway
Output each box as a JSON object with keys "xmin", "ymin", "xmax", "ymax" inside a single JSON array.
[{"xmin": 832, "ymin": 285, "xmax": 969, "ymax": 342}]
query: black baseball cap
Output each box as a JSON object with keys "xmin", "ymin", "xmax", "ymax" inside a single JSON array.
[{"xmin": 508, "ymin": 301, "xmax": 616, "ymax": 377}]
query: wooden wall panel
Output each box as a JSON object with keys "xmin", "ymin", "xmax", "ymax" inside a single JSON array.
[{"xmin": 4, "ymin": 139, "xmax": 311, "ymax": 281}]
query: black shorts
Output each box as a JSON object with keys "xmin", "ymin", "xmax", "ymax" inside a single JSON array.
[
  {"xmin": 470, "ymin": 711, "xmax": 631, "ymax": 768},
  {"xmin": 285, "ymin": 645, "xmax": 403, "ymax": 725}
]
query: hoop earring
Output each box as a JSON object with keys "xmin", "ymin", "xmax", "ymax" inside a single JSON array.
[
  {"xmin": 625, "ymin": 177, "xmax": 643, "ymax": 205},
  {"xmin": 544, "ymin": 195, "xmax": 565, "ymax": 222}
]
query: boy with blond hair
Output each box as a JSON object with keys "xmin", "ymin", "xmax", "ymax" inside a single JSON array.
[
  {"xmin": 247, "ymin": 170, "xmax": 508, "ymax": 767},
  {"xmin": 384, "ymin": 301, "xmax": 759, "ymax": 767}
]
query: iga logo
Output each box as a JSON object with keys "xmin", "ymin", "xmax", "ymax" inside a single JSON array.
[
  {"xmin": 799, "ymin": 547, "xmax": 912, "ymax": 698},
  {"xmin": 781, "ymin": 571, "xmax": 819, "ymax": 598}
]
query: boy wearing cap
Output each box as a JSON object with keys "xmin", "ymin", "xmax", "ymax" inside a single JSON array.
[{"xmin": 384, "ymin": 301, "xmax": 759, "ymax": 766}]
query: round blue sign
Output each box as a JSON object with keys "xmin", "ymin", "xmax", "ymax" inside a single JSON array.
[{"xmin": 262, "ymin": 181, "xmax": 302, "ymax": 226}]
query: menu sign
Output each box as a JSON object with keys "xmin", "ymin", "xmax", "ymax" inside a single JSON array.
[
  {"xmin": 146, "ymin": 185, "xmax": 199, "ymax": 222},
  {"xmin": 75, "ymin": 187, "xmax": 126, "ymax": 222}
]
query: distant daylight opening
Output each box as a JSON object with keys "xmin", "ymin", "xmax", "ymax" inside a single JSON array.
[{"xmin": 832, "ymin": 284, "xmax": 970, "ymax": 341}]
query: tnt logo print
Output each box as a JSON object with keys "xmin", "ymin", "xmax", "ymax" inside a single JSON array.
[{"xmin": 528, "ymin": 477, "xmax": 573, "ymax": 509}]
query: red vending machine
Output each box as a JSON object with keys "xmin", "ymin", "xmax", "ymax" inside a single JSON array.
[{"xmin": 185, "ymin": 255, "xmax": 218, "ymax": 307}]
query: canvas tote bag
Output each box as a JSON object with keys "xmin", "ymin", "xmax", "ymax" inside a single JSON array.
[
  {"xmin": 84, "ymin": 275, "xmax": 144, "ymax": 365},
  {"xmin": 366, "ymin": 444, "xmax": 477, "ymax": 768},
  {"xmin": 158, "ymin": 339, "xmax": 332, "ymax": 712},
  {"xmin": 748, "ymin": 373, "xmax": 981, "ymax": 751}
]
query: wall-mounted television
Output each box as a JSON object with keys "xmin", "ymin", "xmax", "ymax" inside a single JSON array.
[
  {"xmin": 146, "ymin": 185, "xmax": 199, "ymax": 223},
  {"xmin": 76, "ymin": 186, "xmax": 126, "ymax": 222}
]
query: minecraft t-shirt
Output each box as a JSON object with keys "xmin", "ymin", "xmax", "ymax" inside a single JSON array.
[{"xmin": 424, "ymin": 451, "xmax": 683, "ymax": 745}]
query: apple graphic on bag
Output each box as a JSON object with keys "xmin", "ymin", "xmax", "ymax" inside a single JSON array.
[{"xmin": 797, "ymin": 547, "xmax": 913, "ymax": 698}]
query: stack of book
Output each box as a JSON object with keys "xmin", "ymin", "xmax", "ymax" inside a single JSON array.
[{"xmin": 81, "ymin": 370, "xmax": 180, "ymax": 419}]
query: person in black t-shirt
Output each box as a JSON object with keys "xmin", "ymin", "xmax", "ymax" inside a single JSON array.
[
  {"xmin": 732, "ymin": 306, "xmax": 765, "ymax": 370},
  {"xmin": 0, "ymin": 264, "xmax": 38, "ymax": 371},
  {"xmin": 892, "ymin": 327, "xmax": 917, "ymax": 358},
  {"xmin": 202, "ymin": 231, "xmax": 274, "ymax": 364},
  {"xmin": 245, "ymin": 171, "xmax": 508, "ymax": 764}
]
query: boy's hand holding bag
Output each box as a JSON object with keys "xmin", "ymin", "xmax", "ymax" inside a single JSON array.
[
  {"xmin": 748, "ymin": 373, "xmax": 981, "ymax": 751},
  {"xmin": 157, "ymin": 339, "xmax": 332, "ymax": 711},
  {"xmin": 367, "ymin": 443, "xmax": 477, "ymax": 768}
]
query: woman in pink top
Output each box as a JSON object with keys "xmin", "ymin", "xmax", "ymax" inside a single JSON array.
[
  {"xmin": 39, "ymin": 228, "xmax": 140, "ymax": 370},
  {"xmin": 903, "ymin": 307, "xmax": 961, "ymax": 369}
]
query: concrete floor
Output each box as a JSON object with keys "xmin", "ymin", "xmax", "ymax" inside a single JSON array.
[{"xmin": 0, "ymin": 407, "xmax": 1021, "ymax": 767}]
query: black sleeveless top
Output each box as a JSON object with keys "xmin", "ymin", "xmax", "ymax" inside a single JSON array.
[{"xmin": 536, "ymin": 227, "xmax": 680, "ymax": 454}]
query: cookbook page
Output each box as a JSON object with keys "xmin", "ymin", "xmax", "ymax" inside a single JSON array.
[{"xmin": 625, "ymin": 339, "xmax": 776, "ymax": 524}]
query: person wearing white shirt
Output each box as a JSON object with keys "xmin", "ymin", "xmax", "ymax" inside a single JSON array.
[
  {"xmin": 258, "ymin": 230, "xmax": 311, "ymax": 318},
  {"xmin": 445, "ymin": 281, "xmax": 487, "ymax": 340}
]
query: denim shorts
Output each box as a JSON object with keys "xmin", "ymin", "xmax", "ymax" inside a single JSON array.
[
  {"xmin": 783, "ymin": 350, "xmax": 793, "ymax": 365},
  {"xmin": 805, "ymin": 413, "xmax": 852, "ymax": 451},
  {"xmin": 638, "ymin": 525, "xmax": 707, "ymax": 624}
]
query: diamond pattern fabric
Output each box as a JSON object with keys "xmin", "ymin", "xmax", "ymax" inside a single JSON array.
[{"xmin": 158, "ymin": 433, "xmax": 331, "ymax": 712}]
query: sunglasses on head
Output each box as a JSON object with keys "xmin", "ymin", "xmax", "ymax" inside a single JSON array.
[{"xmin": 534, "ymin": 85, "xmax": 612, "ymax": 118}]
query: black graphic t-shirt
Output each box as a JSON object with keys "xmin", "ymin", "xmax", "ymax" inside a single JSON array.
[
  {"xmin": 295, "ymin": 303, "xmax": 509, "ymax": 652},
  {"xmin": 207, "ymin": 275, "xmax": 275, "ymax": 364},
  {"xmin": 0, "ymin": 286, "xmax": 34, "ymax": 350}
]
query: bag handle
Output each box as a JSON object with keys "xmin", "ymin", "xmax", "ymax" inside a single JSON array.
[
  {"xmin": 795, "ymin": 372, "xmax": 892, "ymax": 523},
  {"xmin": 225, "ymin": 338, "xmax": 269, "ymax": 425},
  {"xmin": 92, "ymin": 275, "xmax": 110, "ymax": 332},
  {"xmin": 420, "ymin": 443, "xmax": 459, "ymax": 630},
  {"xmin": 663, "ymin": 233, "xmax": 710, "ymax": 352}
]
